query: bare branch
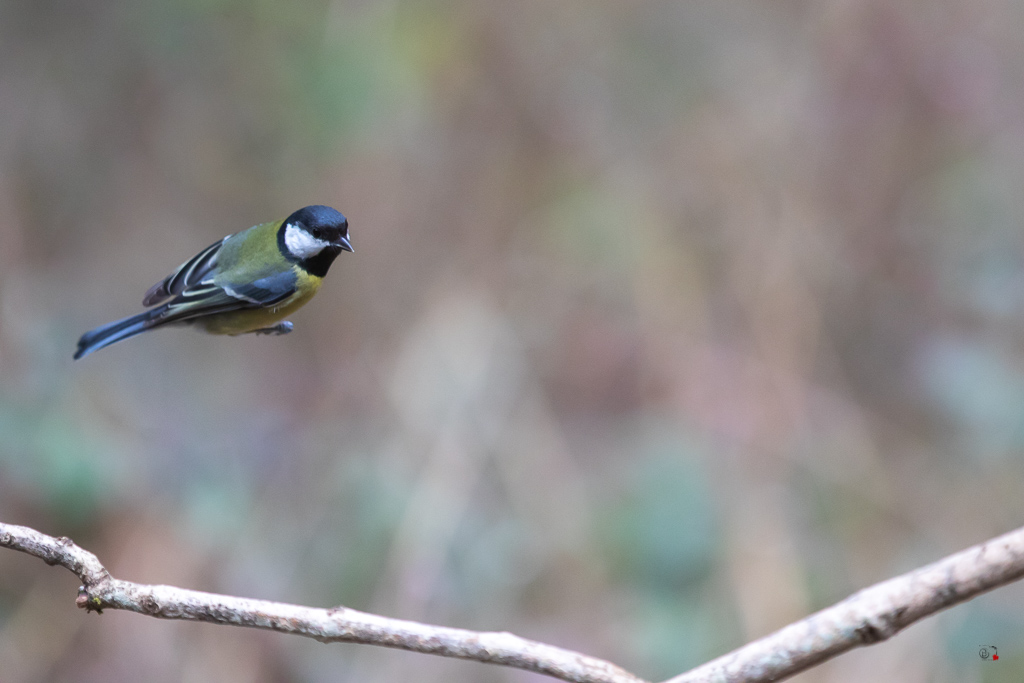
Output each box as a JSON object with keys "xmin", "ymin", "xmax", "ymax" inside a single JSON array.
[
  {"xmin": 4, "ymin": 521, "xmax": 1024, "ymax": 683},
  {"xmin": 0, "ymin": 522, "xmax": 646, "ymax": 683},
  {"xmin": 667, "ymin": 524, "xmax": 1024, "ymax": 683}
]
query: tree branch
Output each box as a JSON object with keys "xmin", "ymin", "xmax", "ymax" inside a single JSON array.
[
  {"xmin": 668, "ymin": 524, "xmax": 1024, "ymax": 683},
  {"xmin": 0, "ymin": 522, "xmax": 646, "ymax": 683},
  {"xmin": 3, "ymin": 521, "xmax": 1024, "ymax": 683}
]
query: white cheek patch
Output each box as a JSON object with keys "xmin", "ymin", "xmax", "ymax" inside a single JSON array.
[{"xmin": 284, "ymin": 224, "xmax": 332, "ymax": 259}]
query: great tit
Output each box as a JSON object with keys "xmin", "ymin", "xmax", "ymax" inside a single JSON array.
[{"xmin": 74, "ymin": 205, "xmax": 352, "ymax": 360}]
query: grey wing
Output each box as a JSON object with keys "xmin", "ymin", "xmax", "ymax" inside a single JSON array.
[
  {"xmin": 150, "ymin": 269, "xmax": 298, "ymax": 325},
  {"xmin": 143, "ymin": 236, "xmax": 230, "ymax": 306},
  {"xmin": 220, "ymin": 270, "xmax": 300, "ymax": 306}
]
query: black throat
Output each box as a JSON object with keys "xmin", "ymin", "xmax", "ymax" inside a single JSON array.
[
  {"xmin": 277, "ymin": 224, "xmax": 340, "ymax": 277},
  {"xmin": 301, "ymin": 246, "xmax": 341, "ymax": 278}
]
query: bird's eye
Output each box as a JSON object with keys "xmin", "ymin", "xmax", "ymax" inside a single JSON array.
[{"xmin": 311, "ymin": 228, "xmax": 322, "ymax": 239}]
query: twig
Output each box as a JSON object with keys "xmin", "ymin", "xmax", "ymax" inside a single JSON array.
[
  {"xmin": 4, "ymin": 521, "xmax": 1024, "ymax": 683},
  {"xmin": 667, "ymin": 524, "xmax": 1024, "ymax": 682},
  {"xmin": 0, "ymin": 522, "xmax": 646, "ymax": 683}
]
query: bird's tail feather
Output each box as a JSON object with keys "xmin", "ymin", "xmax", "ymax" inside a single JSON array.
[{"xmin": 74, "ymin": 308, "xmax": 164, "ymax": 360}]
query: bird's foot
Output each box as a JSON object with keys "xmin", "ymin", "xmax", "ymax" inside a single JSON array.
[{"xmin": 252, "ymin": 321, "xmax": 293, "ymax": 336}]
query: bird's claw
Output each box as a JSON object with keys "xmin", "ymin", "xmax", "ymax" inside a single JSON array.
[{"xmin": 253, "ymin": 321, "xmax": 293, "ymax": 336}]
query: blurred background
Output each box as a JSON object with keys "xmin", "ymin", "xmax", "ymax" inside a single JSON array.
[{"xmin": 1, "ymin": 1, "xmax": 1023, "ymax": 681}]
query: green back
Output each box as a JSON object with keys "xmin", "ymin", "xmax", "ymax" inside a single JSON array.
[{"xmin": 214, "ymin": 219, "xmax": 289, "ymax": 285}]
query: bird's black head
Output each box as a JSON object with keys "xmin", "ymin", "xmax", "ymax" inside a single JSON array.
[{"xmin": 278, "ymin": 205, "xmax": 352, "ymax": 277}]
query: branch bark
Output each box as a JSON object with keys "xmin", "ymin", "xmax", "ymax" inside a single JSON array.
[
  {"xmin": 667, "ymin": 524, "xmax": 1024, "ymax": 683},
  {"xmin": 0, "ymin": 522, "xmax": 645, "ymax": 683},
  {"xmin": 3, "ymin": 521, "xmax": 1024, "ymax": 683}
]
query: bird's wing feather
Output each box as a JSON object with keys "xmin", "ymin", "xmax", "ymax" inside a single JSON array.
[
  {"xmin": 222, "ymin": 270, "xmax": 300, "ymax": 305},
  {"xmin": 151, "ymin": 269, "xmax": 298, "ymax": 325},
  {"xmin": 143, "ymin": 236, "xmax": 230, "ymax": 306}
]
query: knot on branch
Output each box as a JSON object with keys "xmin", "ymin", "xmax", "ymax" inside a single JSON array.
[
  {"xmin": 140, "ymin": 594, "xmax": 162, "ymax": 615},
  {"xmin": 76, "ymin": 584, "xmax": 106, "ymax": 614},
  {"xmin": 74, "ymin": 566, "xmax": 115, "ymax": 615},
  {"xmin": 854, "ymin": 610, "xmax": 903, "ymax": 644}
]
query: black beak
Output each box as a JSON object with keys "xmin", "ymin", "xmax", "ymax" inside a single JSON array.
[{"xmin": 336, "ymin": 234, "xmax": 354, "ymax": 253}]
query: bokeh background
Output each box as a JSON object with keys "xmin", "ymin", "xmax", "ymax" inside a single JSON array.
[{"xmin": 1, "ymin": 1, "xmax": 1024, "ymax": 681}]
